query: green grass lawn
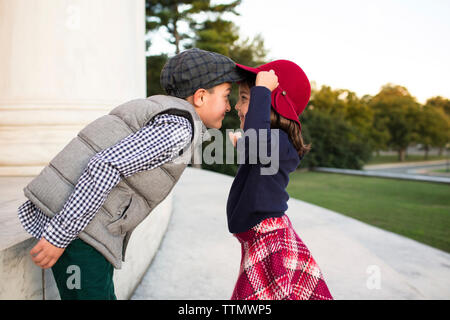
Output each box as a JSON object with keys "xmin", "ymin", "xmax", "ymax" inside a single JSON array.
[
  {"xmin": 287, "ymin": 171, "xmax": 450, "ymax": 253},
  {"xmin": 366, "ymin": 154, "xmax": 448, "ymax": 165}
]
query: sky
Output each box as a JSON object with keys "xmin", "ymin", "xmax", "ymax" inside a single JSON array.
[{"xmin": 148, "ymin": 0, "xmax": 450, "ymax": 104}]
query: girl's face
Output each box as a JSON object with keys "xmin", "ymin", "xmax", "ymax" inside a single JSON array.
[{"xmin": 235, "ymin": 82, "xmax": 251, "ymax": 129}]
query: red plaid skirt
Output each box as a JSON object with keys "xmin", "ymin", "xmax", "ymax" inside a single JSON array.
[{"xmin": 231, "ymin": 215, "xmax": 333, "ymax": 300}]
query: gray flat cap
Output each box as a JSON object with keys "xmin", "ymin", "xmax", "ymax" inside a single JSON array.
[{"xmin": 160, "ymin": 48, "xmax": 245, "ymax": 98}]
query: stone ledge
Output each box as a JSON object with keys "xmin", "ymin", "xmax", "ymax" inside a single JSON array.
[
  {"xmin": 0, "ymin": 176, "xmax": 173, "ymax": 299},
  {"xmin": 0, "ymin": 177, "xmax": 33, "ymax": 251}
]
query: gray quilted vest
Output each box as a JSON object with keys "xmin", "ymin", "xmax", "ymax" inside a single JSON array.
[{"xmin": 23, "ymin": 95, "xmax": 207, "ymax": 269}]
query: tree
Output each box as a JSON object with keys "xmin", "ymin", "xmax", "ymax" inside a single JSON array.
[
  {"xmin": 369, "ymin": 84, "xmax": 421, "ymax": 161},
  {"xmin": 308, "ymin": 85, "xmax": 346, "ymax": 115},
  {"xmin": 416, "ymin": 104, "xmax": 450, "ymax": 157},
  {"xmin": 229, "ymin": 34, "xmax": 268, "ymax": 67},
  {"xmin": 424, "ymin": 96, "xmax": 450, "ymax": 156},
  {"xmin": 146, "ymin": 54, "xmax": 168, "ymax": 96},
  {"xmin": 188, "ymin": 18, "xmax": 239, "ymax": 56},
  {"xmin": 299, "ymin": 110, "xmax": 372, "ymax": 169},
  {"xmin": 426, "ymin": 96, "xmax": 450, "ymax": 117},
  {"xmin": 309, "ymin": 85, "xmax": 378, "ymax": 153},
  {"xmin": 145, "ymin": 0, "xmax": 241, "ymax": 54}
]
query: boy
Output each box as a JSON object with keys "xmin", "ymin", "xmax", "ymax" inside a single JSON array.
[{"xmin": 18, "ymin": 48, "xmax": 244, "ymax": 299}]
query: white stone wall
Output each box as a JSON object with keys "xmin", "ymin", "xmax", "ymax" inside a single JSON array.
[
  {"xmin": 0, "ymin": 0, "xmax": 171, "ymax": 300},
  {"xmin": 0, "ymin": 0, "xmax": 146, "ymax": 175}
]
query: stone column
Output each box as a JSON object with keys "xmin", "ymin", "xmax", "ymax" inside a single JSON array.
[{"xmin": 0, "ymin": 0, "xmax": 146, "ymax": 176}]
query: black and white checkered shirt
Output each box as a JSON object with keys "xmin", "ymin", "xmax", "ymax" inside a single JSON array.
[{"xmin": 18, "ymin": 114, "xmax": 192, "ymax": 248}]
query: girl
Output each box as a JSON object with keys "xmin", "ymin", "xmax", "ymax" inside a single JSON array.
[{"xmin": 226, "ymin": 60, "xmax": 333, "ymax": 300}]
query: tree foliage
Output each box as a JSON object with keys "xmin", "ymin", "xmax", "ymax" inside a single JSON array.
[
  {"xmin": 302, "ymin": 83, "xmax": 449, "ymax": 166},
  {"xmin": 369, "ymin": 84, "xmax": 422, "ymax": 161},
  {"xmin": 300, "ymin": 110, "xmax": 372, "ymax": 169},
  {"xmin": 418, "ymin": 103, "xmax": 450, "ymax": 157},
  {"xmin": 426, "ymin": 96, "xmax": 450, "ymax": 117},
  {"xmin": 145, "ymin": 0, "xmax": 241, "ymax": 54},
  {"xmin": 145, "ymin": 1, "xmax": 450, "ymax": 171},
  {"xmin": 146, "ymin": 53, "xmax": 168, "ymax": 96},
  {"xmin": 301, "ymin": 89, "xmax": 373, "ymax": 169}
]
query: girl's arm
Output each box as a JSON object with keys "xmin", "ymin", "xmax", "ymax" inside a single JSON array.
[{"xmin": 239, "ymin": 71, "xmax": 278, "ymax": 164}]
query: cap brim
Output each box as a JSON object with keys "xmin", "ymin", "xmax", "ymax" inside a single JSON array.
[
  {"xmin": 236, "ymin": 63, "xmax": 260, "ymax": 74},
  {"xmin": 223, "ymin": 67, "xmax": 247, "ymax": 83},
  {"xmin": 231, "ymin": 69, "xmax": 248, "ymax": 82}
]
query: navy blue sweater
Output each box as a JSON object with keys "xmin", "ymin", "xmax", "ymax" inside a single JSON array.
[{"xmin": 226, "ymin": 86, "xmax": 301, "ymax": 234}]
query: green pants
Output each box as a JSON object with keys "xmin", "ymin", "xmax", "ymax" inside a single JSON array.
[{"xmin": 51, "ymin": 238, "xmax": 117, "ymax": 300}]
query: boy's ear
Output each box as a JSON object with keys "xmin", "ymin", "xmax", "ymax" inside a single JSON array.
[{"xmin": 192, "ymin": 88, "xmax": 207, "ymax": 107}]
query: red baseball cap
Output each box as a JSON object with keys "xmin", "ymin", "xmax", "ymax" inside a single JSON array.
[{"xmin": 236, "ymin": 60, "xmax": 311, "ymax": 131}]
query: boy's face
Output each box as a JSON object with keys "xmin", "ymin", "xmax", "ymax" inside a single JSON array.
[
  {"xmin": 194, "ymin": 82, "xmax": 232, "ymax": 129},
  {"xmin": 235, "ymin": 82, "xmax": 250, "ymax": 129}
]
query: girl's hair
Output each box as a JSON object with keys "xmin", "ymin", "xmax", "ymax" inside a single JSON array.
[
  {"xmin": 242, "ymin": 76, "xmax": 311, "ymax": 158},
  {"xmin": 270, "ymin": 110, "xmax": 311, "ymax": 158}
]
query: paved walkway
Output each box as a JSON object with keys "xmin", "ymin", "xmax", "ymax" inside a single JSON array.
[
  {"xmin": 364, "ymin": 160, "xmax": 450, "ymax": 177},
  {"xmin": 363, "ymin": 159, "xmax": 448, "ymax": 171},
  {"xmin": 131, "ymin": 167, "xmax": 450, "ymax": 300},
  {"xmin": 314, "ymin": 167, "xmax": 450, "ymax": 184}
]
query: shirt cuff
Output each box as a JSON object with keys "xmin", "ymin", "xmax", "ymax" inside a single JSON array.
[{"xmin": 41, "ymin": 216, "xmax": 78, "ymax": 248}]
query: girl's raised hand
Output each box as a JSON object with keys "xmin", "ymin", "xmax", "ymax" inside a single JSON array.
[{"xmin": 255, "ymin": 69, "xmax": 279, "ymax": 92}]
